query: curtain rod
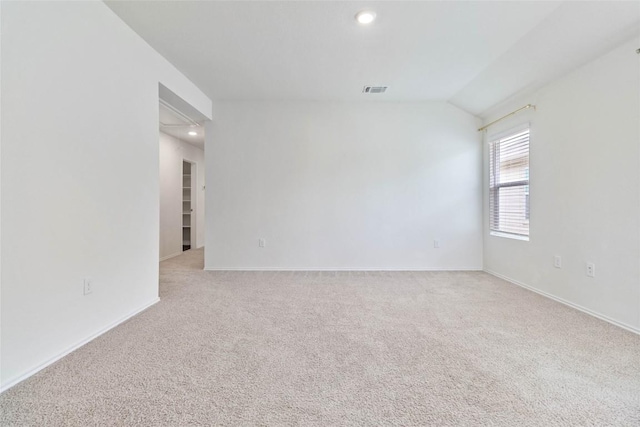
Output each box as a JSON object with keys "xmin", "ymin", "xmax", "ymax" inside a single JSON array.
[{"xmin": 477, "ymin": 104, "xmax": 536, "ymax": 132}]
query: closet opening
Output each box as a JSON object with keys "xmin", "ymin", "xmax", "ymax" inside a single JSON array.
[{"xmin": 182, "ymin": 160, "xmax": 195, "ymax": 252}]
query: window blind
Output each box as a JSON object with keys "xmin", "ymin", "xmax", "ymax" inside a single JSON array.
[{"xmin": 489, "ymin": 128, "xmax": 530, "ymax": 237}]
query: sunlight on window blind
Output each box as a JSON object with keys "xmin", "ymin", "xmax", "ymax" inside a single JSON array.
[{"xmin": 489, "ymin": 129, "xmax": 530, "ymax": 237}]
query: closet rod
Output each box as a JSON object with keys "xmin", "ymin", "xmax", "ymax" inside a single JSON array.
[{"xmin": 159, "ymin": 98, "xmax": 200, "ymax": 128}]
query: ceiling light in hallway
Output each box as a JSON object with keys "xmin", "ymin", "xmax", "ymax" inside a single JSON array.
[{"xmin": 355, "ymin": 10, "xmax": 376, "ymax": 25}]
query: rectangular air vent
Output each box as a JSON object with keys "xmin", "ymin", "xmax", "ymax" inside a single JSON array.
[{"xmin": 363, "ymin": 86, "xmax": 388, "ymax": 94}]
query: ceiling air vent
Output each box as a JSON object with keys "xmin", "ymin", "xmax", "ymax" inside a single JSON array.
[{"xmin": 363, "ymin": 86, "xmax": 388, "ymax": 94}]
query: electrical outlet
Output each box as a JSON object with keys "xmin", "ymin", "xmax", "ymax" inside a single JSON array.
[
  {"xmin": 83, "ymin": 278, "xmax": 93, "ymax": 295},
  {"xmin": 586, "ymin": 263, "xmax": 595, "ymax": 278},
  {"xmin": 434, "ymin": 239, "xmax": 440, "ymax": 249},
  {"xmin": 258, "ymin": 238, "xmax": 266, "ymax": 248},
  {"xmin": 554, "ymin": 256, "xmax": 562, "ymax": 268}
]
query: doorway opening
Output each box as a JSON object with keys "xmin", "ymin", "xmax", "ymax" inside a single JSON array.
[{"xmin": 158, "ymin": 84, "xmax": 207, "ymax": 263}]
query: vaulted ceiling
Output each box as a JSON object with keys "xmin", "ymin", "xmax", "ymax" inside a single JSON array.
[{"xmin": 107, "ymin": 1, "xmax": 640, "ymax": 116}]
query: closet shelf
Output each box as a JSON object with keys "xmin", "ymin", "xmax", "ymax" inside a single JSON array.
[{"xmin": 183, "ymin": 162, "xmax": 192, "ymax": 250}]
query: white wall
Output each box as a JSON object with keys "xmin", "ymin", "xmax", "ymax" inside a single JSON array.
[
  {"xmin": 482, "ymin": 37, "xmax": 640, "ymax": 332},
  {"xmin": 0, "ymin": 2, "xmax": 211, "ymax": 389},
  {"xmin": 206, "ymin": 102, "xmax": 482, "ymax": 270},
  {"xmin": 159, "ymin": 132, "xmax": 205, "ymax": 260}
]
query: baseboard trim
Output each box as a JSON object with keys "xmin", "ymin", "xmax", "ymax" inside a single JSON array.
[
  {"xmin": 204, "ymin": 267, "xmax": 483, "ymax": 272},
  {"xmin": 160, "ymin": 252, "xmax": 182, "ymax": 262},
  {"xmin": 0, "ymin": 297, "xmax": 161, "ymax": 394},
  {"xmin": 484, "ymin": 269, "xmax": 640, "ymax": 335}
]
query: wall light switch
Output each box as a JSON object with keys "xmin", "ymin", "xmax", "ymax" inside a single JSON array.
[
  {"xmin": 258, "ymin": 239, "xmax": 266, "ymax": 248},
  {"xmin": 434, "ymin": 239, "xmax": 440, "ymax": 249},
  {"xmin": 554, "ymin": 256, "xmax": 562, "ymax": 268}
]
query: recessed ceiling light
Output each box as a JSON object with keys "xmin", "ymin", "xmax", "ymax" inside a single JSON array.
[
  {"xmin": 188, "ymin": 131, "xmax": 198, "ymax": 136},
  {"xmin": 355, "ymin": 10, "xmax": 376, "ymax": 25}
]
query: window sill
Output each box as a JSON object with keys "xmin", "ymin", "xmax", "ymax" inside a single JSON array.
[{"xmin": 490, "ymin": 231, "xmax": 529, "ymax": 241}]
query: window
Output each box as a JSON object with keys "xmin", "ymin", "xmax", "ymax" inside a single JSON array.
[{"xmin": 489, "ymin": 127, "xmax": 530, "ymax": 239}]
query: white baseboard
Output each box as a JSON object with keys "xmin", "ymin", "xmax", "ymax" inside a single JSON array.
[
  {"xmin": 0, "ymin": 297, "xmax": 160, "ymax": 394},
  {"xmin": 204, "ymin": 267, "xmax": 483, "ymax": 272},
  {"xmin": 160, "ymin": 252, "xmax": 182, "ymax": 262},
  {"xmin": 484, "ymin": 269, "xmax": 640, "ymax": 335}
]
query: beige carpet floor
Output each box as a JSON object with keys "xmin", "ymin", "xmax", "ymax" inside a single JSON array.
[{"xmin": 1, "ymin": 248, "xmax": 639, "ymax": 426}]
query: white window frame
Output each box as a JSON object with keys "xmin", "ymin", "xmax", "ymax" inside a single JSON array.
[{"xmin": 488, "ymin": 124, "xmax": 530, "ymax": 241}]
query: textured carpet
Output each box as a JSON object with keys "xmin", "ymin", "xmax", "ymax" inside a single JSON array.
[{"xmin": 1, "ymin": 248, "xmax": 639, "ymax": 426}]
